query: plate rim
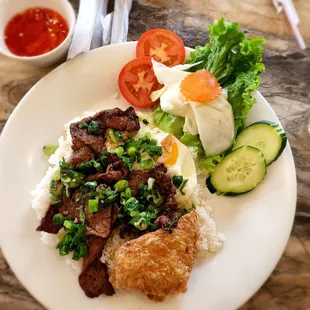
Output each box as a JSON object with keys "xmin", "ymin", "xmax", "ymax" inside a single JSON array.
[{"xmin": 0, "ymin": 41, "xmax": 297, "ymax": 310}]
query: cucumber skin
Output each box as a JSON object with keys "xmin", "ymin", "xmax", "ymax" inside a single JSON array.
[
  {"xmin": 206, "ymin": 175, "xmax": 266, "ymax": 196},
  {"xmin": 234, "ymin": 120, "xmax": 288, "ymax": 166},
  {"xmin": 206, "ymin": 146, "xmax": 267, "ymax": 196},
  {"xmin": 206, "ymin": 176, "xmax": 217, "ymax": 194}
]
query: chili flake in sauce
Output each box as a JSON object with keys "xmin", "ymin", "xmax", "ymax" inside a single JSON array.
[{"xmin": 4, "ymin": 7, "xmax": 69, "ymax": 57}]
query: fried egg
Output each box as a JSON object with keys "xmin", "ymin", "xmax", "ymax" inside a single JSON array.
[
  {"xmin": 159, "ymin": 134, "xmax": 197, "ymax": 204},
  {"xmin": 151, "ymin": 59, "xmax": 235, "ymax": 157}
]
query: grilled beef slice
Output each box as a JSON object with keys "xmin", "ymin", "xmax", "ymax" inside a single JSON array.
[
  {"xmin": 128, "ymin": 163, "xmax": 177, "ymax": 209},
  {"xmin": 69, "ymin": 107, "xmax": 140, "ymax": 166},
  {"xmin": 78, "ymin": 236, "xmax": 115, "ymax": 297},
  {"xmin": 85, "ymin": 160, "xmax": 128, "ymax": 182},
  {"xmin": 36, "ymin": 204, "xmax": 62, "ymax": 234}
]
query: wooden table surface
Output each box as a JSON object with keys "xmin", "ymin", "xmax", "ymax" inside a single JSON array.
[{"xmin": 0, "ymin": 0, "xmax": 310, "ymax": 309}]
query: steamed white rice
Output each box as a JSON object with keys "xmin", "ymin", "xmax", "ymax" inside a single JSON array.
[{"xmin": 31, "ymin": 110, "xmax": 224, "ymax": 274}]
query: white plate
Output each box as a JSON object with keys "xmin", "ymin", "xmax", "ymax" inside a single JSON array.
[{"xmin": 0, "ymin": 42, "xmax": 296, "ymax": 310}]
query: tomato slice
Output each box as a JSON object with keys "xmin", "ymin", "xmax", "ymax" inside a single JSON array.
[
  {"xmin": 118, "ymin": 56, "xmax": 163, "ymax": 109},
  {"xmin": 136, "ymin": 29, "xmax": 186, "ymax": 67}
]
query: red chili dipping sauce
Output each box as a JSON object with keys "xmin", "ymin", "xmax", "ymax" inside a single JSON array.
[{"xmin": 4, "ymin": 7, "xmax": 69, "ymax": 57}]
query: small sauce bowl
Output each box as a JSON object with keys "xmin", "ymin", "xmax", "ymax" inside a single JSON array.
[{"xmin": 0, "ymin": 0, "xmax": 75, "ymax": 67}]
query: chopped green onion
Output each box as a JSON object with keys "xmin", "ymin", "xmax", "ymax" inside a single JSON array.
[
  {"xmin": 109, "ymin": 129, "xmax": 122, "ymax": 143},
  {"xmin": 50, "ymin": 180, "xmax": 64, "ymax": 196},
  {"xmin": 96, "ymin": 185, "xmax": 107, "ymax": 196},
  {"xmin": 172, "ymin": 175, "xmax": 183, "ymax": 188},
  {"xmin": 136, "ymin": 151, "xmax": 142, "ymax": 163},
  {"xmin": 59, "ymin": 243, "xmax": 71, "ymax": 256},
  {"xmin": 110, "ymin": 146, "xmax": 124, "ymax": 157},
  {"xmin": 56, "ymin": 220, "xmax": 87, "ymax": 261},
  {"xmin": 180, "ymin": 179, "xmax": 188, "ymax": 195},
  {"xmin": 138, "ymin": 184, "xmax": 148, "ymax": 197},
  {"xmin": 93, "ymin": 161, "xmax": 101, "ymax": 171},
  {"xmin": 64, "ymin": 234, "xmax": 73, "ymax": 243},
  {"xmin": 115, "ymin": 131, "xmax": 123, "ymax": 140},
  {"xmin": 53, "ymin": 213, "xmax": 64, "ymax": 225},
  {"xmin": 81, "ymin": 181, "xmax": 98, "ymax": 193},
  {"xmin": 78, "ymin": 243, "xmax": 88, "ymax": 258},
  {"xmin": 146, "ymin": 190, "xmax": 163, "ymax": 206},
  {"xmin": 125, "ymin": 187, "xmax": 132, "ymax": 198},
  {"xmin": 43, "ymin": 144, "xmax": 58, "ymax": 157},
  {"xmin": 142, "ymin": 119, "xmax": 149, "ymax": 125},
  {"xmin": 144, "ymin": 145, "xmax": 162, "ymax": 157},
  {"xmin": 59, "ymin": 158, "xmax": 74, "ymax": 170},
  {"xmin": 61, "ymin": 175, "xmax": 71, "ymax": 183},
  {"xmin": 79, "ymin": 121, "xmax": 100, "ymax": 135},
  {"xmin": 50, "ymin": 195, "xmax": 62, "ymax": 206},
  {"xmin": 87, "ymin": 121, "xmax": 99, "ymax": 135},
  {"xmin": 121, "ymin": 156, "xmax": 133, "ymax": 169},
  {"xmin": 109, "ymin": 129, "xmax": 117, "ymax": 143},
  {"xmin": 140, "ymin": 159, "xmax": 153, "ymax": 170},
  {"xmin": 88, "ymin": 198, "xmax": 99, "ymax": 213},
  {"xmin": 79, "ymin": 209, "xmax": 85, "ymax": 224},
  {"xmin": 129, "ymin": 210, "xmax": 140, "ymax": 217},
  {"xmin": 61, "ymin": 170, "xmax": 84, "ymax": 188},
  {"xmin": 150, "ymin": 138, "xmax": 157, "ymax": 146},
  {"xmin": 126, "ymin": 146, "xmax": 137, "ymax": 157},
  {"xmin": 114, "ymin": 179, "xmax": 129, "ymax": 191},
  {"xmin": 65, "ymin": 186, "xmax": 70, "ymax": 198},
  {"xmin": 132, "ymin": 214, "xmax": 148, "ymax": 231},
  {"xmin": 124, "ymin": 197, "xmax": 140, "ymax": 214},
  {"xmin": 53, "ymin": 170, "xmax": 61, "ymax": 181},
  {"xmin": 145, "ymin": 132, "xmax": 151, "ymax": 139},
  {"xmin": 107, "ymin": 192, "xmax": 118, "ymax": 201},
  {"xmin": 146, "ymin": 208, "xmax": 158, "ymax": 219},
  {"xmin": 147, "ymin": 177, "xmax": 155, "ymax": 191},
  {"xmin": 72, "ymin": 250, "xmax": 80, "ymax": 261},
  {"xmin": 100, "ymin": 154, "xmax": 108, "ymax": 167},
  {"xmin": 78, "ymin": 122, "xmax": 88, "ymax": 129},
  {"xmin": 64, "ymin": 220, "xmax": 73, "ymax": 230}
]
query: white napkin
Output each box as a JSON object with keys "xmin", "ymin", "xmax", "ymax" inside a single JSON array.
[
  {"xmin": 110, "ymin": 0, "xmax": 133, "ymax": 44},
  {"xmin": 67, "ymin": 0, "xmax": 108, "ymax": 59}
]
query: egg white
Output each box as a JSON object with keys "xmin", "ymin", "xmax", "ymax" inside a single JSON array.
[{"xmin": 151, "ymin": 59, "xmax": 235, "ymax": 156}]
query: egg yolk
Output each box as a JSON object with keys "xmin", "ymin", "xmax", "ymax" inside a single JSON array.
[
  {"xmin": 160, "ymin": 134, "xmax": 179, "ymax": 166},
  {"xmin": 180, "ymin": 69, "xmax": 221, "ymax": 103}
]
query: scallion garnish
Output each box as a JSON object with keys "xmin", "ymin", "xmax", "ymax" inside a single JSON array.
[
  {"xmin": 140, "ymin": 159, "xmax": 154, "ymax": 170},
  {"xmin": 179, "ymin": 179, "xmax": 188, "ymax": 195},
  {"xmin": 43, "ymin": 144, "xmax": 58, "ymax": 157},
  {"xmin": 88, "ymin": 197, "xmax": 99, "ymax": 213},
  {"xmin": 147, "ymin": 177, "xmax": 155, "ymax": 191},
  {"xmin": 78, "ymin": 120, "xmax": 99, "ymax": 135},
  {"xmin": 114, "ymin": 179, "xmax": 129, "ymax": 191},
  {"xmin": 109, "ymin": 129, "xmax": 123, "ymax": 143},
  {"xmin": 110, "ymin": 146, "xmax": 124, "ymax": 157},
  {"xmin": 172, "ymin": 175, "xmax": 183, "ymax": 188},
  {"xmin": 56, "ymin": 220, "xmax": 88, "ymax": 261},
  {"xmin": 53, "ymin": 213, "xmax": 65, "ymax": 225}
]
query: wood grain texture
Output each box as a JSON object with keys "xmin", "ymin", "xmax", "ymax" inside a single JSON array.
[{"xmin": 0, "ymin": 0, "xmax": 309, "ymax": 309}]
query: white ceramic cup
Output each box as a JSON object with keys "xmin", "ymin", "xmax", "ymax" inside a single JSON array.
[{"xmin": 0, "ymin": 0, "xmax": 76, "ymax": 67}]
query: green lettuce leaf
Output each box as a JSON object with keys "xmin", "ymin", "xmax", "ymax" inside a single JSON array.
[
  {"xmin": 179, "ymin": 132, "xmax": 204, "ymax": 155},
  {"xmin": 179, "ymin": 133, "xmax": 225, "ymax": 174},
  {"xmin": 227, "ymin": 67, "xmax": 261, "ymax": 120},
  {"xmin": 199, "ymin": 154, "xmax": 225, "ymax": 174},
  {"xmin": 153, "ymin": 18, "xmax": 265, "ymax": 172},
  {"xmin": 185, "ymin": 17, "xmax": 264, "ymax": 134},
  {"xmin": 152, "ymin": 104, "xmax": 184, "ymax": 139}
]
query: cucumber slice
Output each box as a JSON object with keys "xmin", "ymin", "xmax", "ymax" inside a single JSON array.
[
  {"xmin": 233, "ymin": 121, "xmax": 287, "ymax": 165},
  {"xmin": 206, "ymin": 146, "xmax": 267, "ymax": 195}
]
